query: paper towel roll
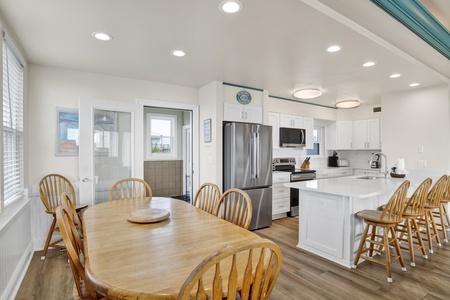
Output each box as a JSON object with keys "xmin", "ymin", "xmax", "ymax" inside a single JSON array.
[{"xmin": 396, "ymin": 158, "xmax": 405, "ymax": 171}]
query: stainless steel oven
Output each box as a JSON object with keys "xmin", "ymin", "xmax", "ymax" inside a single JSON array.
[{"xmin": 273, "ymin": 157, "xmax": 316, "ymax": 217}]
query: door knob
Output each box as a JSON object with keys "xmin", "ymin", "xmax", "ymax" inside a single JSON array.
[{"xmin": 81, "ymin": 178, "xmax": 88, "ymax": 182}]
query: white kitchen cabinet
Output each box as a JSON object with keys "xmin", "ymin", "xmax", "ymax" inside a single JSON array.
[
  {"xmin": 223, "ymin": 103, "xmax": 262, "ymax": 124},
  {"xmin": 336, "ymin": 121, "xmax": 353, "ymax": 149},
  {"xmin": 316, "ymin": 168, "xmax": 353, "ymax": 179},
  {"xmin": 272, "ymin": 172, "xmax": 291, "ymax": 218},
  {"xmin": 352, "ymin": 118, "xmax": 380, "ymax": 149},
  {"xmin": 303, "ymin": 116, "xmax": 314, "ymax": 149},
  {"xmin": 268, "ymin": 112, "xmax": 280, "ymax": 149},
  {"xmin": 279, "ymin": 113, "xmax": 303, "ymax": 128}
]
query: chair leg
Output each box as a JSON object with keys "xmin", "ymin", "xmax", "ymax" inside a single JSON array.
[
  {"xmin": 384, "ymin": 227, "xmax": 393, "ymax": 283},
  {"xmin": 428, "ymin": 211, "xmax": 442, "ymax": 247},
  {"xmin": 41, "ymin": 217, "xmax": 57, "ymax": 260},
  {"xmin": 443, "ymin": 204, "xmax": 450, "ymax": 231},
  {"xmin": 438, "ymin": 205, "xmax": 448, "ymax": 242},
  {"xmin": 423, "ymin": 213, "xmax": 434, "ymax": 254},
  {"xmin": 352, "ymin": 224, "xmax": 370, "ymax": 268},
  {"xmin": 391, "ymin": 227, "xmax": 406, "ymax": 271},
  {"xmin": 412, "ymin": 218, "xmax": 428, "ymax": 259},
  {"xmin": 368, "ymin": 225, "xmax": 378, "ymax": 257},
  {"xmin": 405, "ymin": 219, "xmax": 415, "ymax": 266}
]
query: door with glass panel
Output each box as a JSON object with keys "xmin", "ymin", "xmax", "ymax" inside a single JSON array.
[{"xmin": 79, "ymin": 98, "xmax": 143, "ymax": 205}]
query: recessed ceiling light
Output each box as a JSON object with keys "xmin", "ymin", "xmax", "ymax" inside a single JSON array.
[
  {"xmin": 335, "ymin": 100, "xmax": 361, "ymax": 109},
  {"xmin": 362, "ymin": 61, "xmax": 376, "ymax": 67},
  {"xmin": 409, "ymin": 83, "xmax": 420, "ymax": 87},
  {"xmin": 219, "ymin": 0, "xmax": 243, "ymax": 14},
  {"xmin": 293, "ymin": 88, "xmax": 322, "ymax": 99},
  {"xmin": 389, "ymin": 73, "xmax": 401, "ymax": 78},
  {"xmin": 326, "ymin": 45, "xmax": 342, "ymax": 53},
  {"xmin": 171, "ymin": 50, "xmax": 186, "ymax": 57},
  {"xmin": 92, "ymin": 32, "xmax": 113, "ymax": 41}
]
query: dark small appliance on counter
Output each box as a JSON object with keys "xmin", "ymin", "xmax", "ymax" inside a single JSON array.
[
  {"xmin": 328, "ymin": 151, "xmax": 338, "ymax": 167},
  {"xmin": 371, "ymin": 153, "xmax": 380, "ymax": 169}
]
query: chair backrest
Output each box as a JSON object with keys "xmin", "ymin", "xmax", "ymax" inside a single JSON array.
[
  {"xmin": 177, "ymin": 239, "xmax": 282, "ymax": 300},
  {"xmin": 56, "ymin": 206, "xmax": 98, "ymax": 299},
  {"xmin": 61, "ymin": 193, "xmax": 84, "ymax": 247},
  {"xmin": 427, "ymin": 175, "xmax": 448, "ymax": 207},
  {"xmin": 403, "ymin": 178, "xmax": 432, "ymax": 215},
  {"xmin": 442, "ymin": 175, "xmax": 450, "ymax": 200},
  {"xmin": 193, "ymin": 183, "xmax": 221, "ymax": 214},
  {"xmin": 381, "ymin": 180, "xmax": 410, "ymax": 223},
  {"xmin": 39, "ymin": 174, "xmax": 76, "ymax": 213},
  {"xmin": 109, "ymin": 178, "xmax": 152, "ymax": 201},
  {"xmin": 215, "ymin": 188, "xmax": 252, "ymax": 230}
]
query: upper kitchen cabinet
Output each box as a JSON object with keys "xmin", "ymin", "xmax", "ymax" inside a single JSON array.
[
  {"xmin": 223, "ymin": 103, "xmax": 262, "ymax": 124},
  {"xmin": 268, "ymin": 112, "xmax": 280, "ymax": 149},
  {"xmin": 303, "ymin": 117, "xmax": 314, "ymax": 149},
  {"xmin": 336, "ymin": 121, "xmax": 353, "ymax": 149},
  {"xmin": 279, "ymin": 113, "xmax": 303, "ymax": 128},
  {"xmin": 353, "ymin": 118, "xmax": 380, "ymax": 149}
]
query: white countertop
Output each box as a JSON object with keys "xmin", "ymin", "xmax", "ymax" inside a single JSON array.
[
  {"xmin": 285, "ymin": 176, "xmax": 404, "ymax": 198},
  {"xmin": 285, "ymin": 170, "xmax": 445, "ymax": 199}
]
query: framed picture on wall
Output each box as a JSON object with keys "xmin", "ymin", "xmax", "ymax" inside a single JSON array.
[
  {"xmin": 56, "ymin": 108, "xmax": 79, "ymax": 156},
  {"xmin": 203, "ymin": 118, "xmax": 211, "ymax": 143}
]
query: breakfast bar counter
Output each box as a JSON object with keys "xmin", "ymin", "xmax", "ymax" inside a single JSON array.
[{"xmin": 285, "ymin": 176, "xmax": 407, "ymax": 268}]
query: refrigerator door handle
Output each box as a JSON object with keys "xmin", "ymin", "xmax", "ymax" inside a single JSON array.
[
  {"xmin": 255, "ymin": 132, "xmax": 260, "ymax": 178},
  {"xmin": 251, "ymin": 132, "xmax": 257, "ymax": 179}
]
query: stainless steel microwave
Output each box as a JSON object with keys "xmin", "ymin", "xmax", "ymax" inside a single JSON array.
[{"xmin": 279, "ymin": 127, "xmax": 306, "ymax": 147}]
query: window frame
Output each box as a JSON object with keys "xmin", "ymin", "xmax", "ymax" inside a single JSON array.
[
  {"xmin": 146, "ymin": 113, "xmax": 177, "ymax": 160},
  {"xmin": 1, "ymin": 32, "xmax": 26, "ymax": 213},
  {"xmin": 306, "ymin": 126, "xmax": 324, "ymax": 157}
]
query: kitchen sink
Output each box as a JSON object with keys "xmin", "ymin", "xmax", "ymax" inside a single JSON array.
[{"xmin": 356, "ymin": 176, "xmax": 384, "ymax": 180}]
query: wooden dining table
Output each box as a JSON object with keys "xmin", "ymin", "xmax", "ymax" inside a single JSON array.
[{"xmin": 82, "ymin": 197, "xmax": 264, "ymax": 300}]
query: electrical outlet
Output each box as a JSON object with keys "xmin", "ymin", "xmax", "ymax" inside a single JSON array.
[{"xmin": 418, "ymin": 160, "xmax": 427, "ymax": 168}]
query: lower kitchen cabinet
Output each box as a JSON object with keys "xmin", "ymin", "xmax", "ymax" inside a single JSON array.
[{"xmin": 272, "ymin": 172, "xmax": 290, "ymax": 218}]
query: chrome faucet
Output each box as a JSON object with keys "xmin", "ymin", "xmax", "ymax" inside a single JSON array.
[{"xmin": 370, "ymin": 152, "xmax": 390, "ymax": 179}]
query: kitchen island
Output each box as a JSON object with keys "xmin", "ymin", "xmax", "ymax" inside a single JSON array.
[{"xmin": 285, "ymin": 176, "xmax": 408, "ymax": 268}]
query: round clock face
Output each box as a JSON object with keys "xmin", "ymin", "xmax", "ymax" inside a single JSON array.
[{"xmin": 236, "ymin": 90, "xmax": 252, "ymax": 105}]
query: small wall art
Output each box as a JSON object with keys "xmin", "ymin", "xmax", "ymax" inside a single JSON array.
[
  {"xmin": 56, "ymin": 108, "xmax": 79, "ymax": 156},
  {"xmin": 203, "ymin": 118, "xmax": 211, "ymax": 143}
]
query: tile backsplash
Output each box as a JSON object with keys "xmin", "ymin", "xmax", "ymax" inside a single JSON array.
[{"xmin": 144, "ymin": 160, "xmax": 183, "ymax": 197}]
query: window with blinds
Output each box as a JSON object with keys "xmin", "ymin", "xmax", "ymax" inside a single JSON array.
[{"xmin": 2, "ymin": 35, "xmax": 24, "ymax": 208}]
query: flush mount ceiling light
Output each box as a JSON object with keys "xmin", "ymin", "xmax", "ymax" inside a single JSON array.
[
  {"xmin": 389, "ymin": 73, "xmax": 401, "ymax": 78},
  {"xmin": 409, "ymin": 82, "xmax": 420, "ymax": 87},
  {"xmin": 171, "ymin": 50, "xmax": 186, "ymax": 57},
  {"xmin": 293, "ymin": 88, "xmax": 323, "ymax": 99},
  {"xmin": 362, "ymin": 61, "xmax": 376, "ymax": 67},
  {"xmin": 326, "ymin": 45, "xmax": 342, "ymax": 53},
  {"xmin": 335, "ymin": 100, "xmax": 361, "ymax": 109},
  {"xmin": 219, "ymin": 0, "xmax": 243, "ymax": 13},
  {"xmin": 92, "ymin": 32, "xmax": 113, "ymax": 41}
]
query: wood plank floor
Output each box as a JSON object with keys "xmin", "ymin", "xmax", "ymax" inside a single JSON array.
[{"xmin": 16, "ymin": 218, "xmax": 450, "ymax": 299}]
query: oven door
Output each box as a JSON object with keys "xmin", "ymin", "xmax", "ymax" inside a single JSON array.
[{"xmin": 288, "ymin": 174, "xmax": 315, "ymax": 217}]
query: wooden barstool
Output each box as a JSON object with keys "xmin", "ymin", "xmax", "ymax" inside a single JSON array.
[
  {"xmin": 352, "ymin": 180, "xmax": 410, "ymax": 282},
  {"xmin": 432, "ymin": 175, "xmax": 450, "ymax": 243},
  {"xmin": 395, "ymin": 178, "xmax": 432, "ymax": 266},
  {"xmin": 417, "ymin": 175, "xmax": 447, "ymax": 253}
]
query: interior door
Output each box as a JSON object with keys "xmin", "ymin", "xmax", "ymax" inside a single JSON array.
[
  {"xmin": 182, "ymin": 125, "xmax": 192, "ymax": 202},
  {"xmin": 79, "ymin": 98, "xmax": 143, "ymax": 205}
]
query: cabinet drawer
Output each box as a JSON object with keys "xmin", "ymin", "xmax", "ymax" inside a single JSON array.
[
  {"xmin": 273, "ymin": 197, "xmax": 290, "ymax": 214},
  {"xmin": 273, "ymin": 173, "xmax": 290, "ymax": 183},
  {"xmin": 338, "ymin": 170, "xmax": 352, "ymax": 176},
  {"xmin": 273, "ymin": 186, "xmax": 290, "ymax": 198}
]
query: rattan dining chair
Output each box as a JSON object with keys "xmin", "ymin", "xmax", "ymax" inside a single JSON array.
[
  {"xmin": 353, "ymin": 180, "xmax": 410, "ymax": 282},
  {"xmin": 215, "ymin": 188, "xmax": 253, "ymax": 230},
  {"xmin": 193, "ymin": 182, "xmax": 221, "ymax": 214},
  {"xmin": 109, "ymin": 178, "xmax": 152, "ymax": 201},
  {"xmin": 38, "ymin": 173, "xmax": 87, "ymax": 260},
  {"xmin": 177, "ymin": 239, "xmax": 282, "ymax": 300},
  {"xmin": 56, "ymin": 206, "xmax": 109, "ymax": 300}
]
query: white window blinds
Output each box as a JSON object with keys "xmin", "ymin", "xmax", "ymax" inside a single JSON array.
[{"xmin": 2, "ymin": 34, "xmax": 24, "ymax": 207}]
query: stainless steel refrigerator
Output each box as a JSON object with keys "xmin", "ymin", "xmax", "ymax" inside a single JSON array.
[{"xmin": 223, "ymin": 122, "xmax": 272, "ymax": 230}]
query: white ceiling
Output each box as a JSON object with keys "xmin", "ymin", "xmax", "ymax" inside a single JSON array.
[{"xmin": 0, "ymin": 0, "xmax": 448, "ymax": 108}]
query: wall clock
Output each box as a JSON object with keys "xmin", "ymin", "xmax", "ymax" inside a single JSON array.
[{"xmin": 236, "ymin": 90, "xmax": 252, "ymax": 105}]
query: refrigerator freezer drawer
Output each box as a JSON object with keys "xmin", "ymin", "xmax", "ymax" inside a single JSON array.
[{"xmin": 245, "ymin": 187, "xmax": 272, "ymax": 230}]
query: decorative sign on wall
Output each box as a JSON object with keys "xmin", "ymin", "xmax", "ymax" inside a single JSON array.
[
  {"xmin": 203, "ymin": 118, "xmax": 211, "ymax": 143},
  {"xmin": 56, "ymin": 108, "xmax": 79, "ymax": 156}
]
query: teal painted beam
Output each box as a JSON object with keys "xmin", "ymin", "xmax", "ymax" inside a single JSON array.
[{"xmin": 371, "ymin": 0, "xmax": 450, "ymax": 60}]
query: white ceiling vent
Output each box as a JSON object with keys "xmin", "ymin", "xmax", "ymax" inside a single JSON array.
[{"xmin": 372, "ymin": 105, "xmax": 382, "ymax": 113}]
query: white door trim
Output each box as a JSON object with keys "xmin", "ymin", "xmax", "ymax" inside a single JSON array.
[{"xmin": 136, "ymin": 99, "xmax": 199, "ymax": 195}]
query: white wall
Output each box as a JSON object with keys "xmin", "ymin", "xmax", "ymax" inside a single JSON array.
[
  {"xmin": 27, "ymin": 65, "xmax": 199, "ymax": 186},
  {"xmin": 381, "ymin": 84, "xmax": 450, "ymax": 171}
]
